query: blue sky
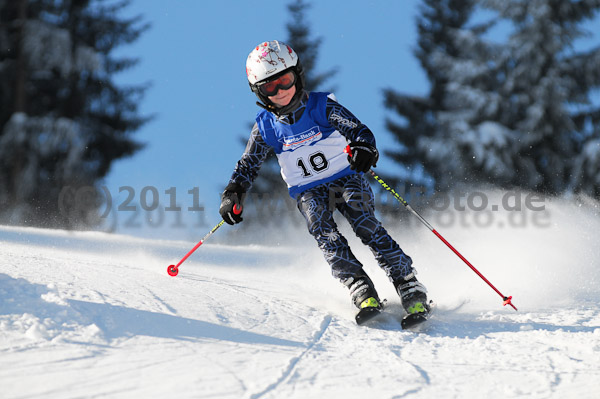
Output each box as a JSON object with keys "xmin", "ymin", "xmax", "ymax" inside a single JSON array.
[
  {"xmin": 104, "ymin": 1, "xmax": 599, "ymax": 240},
  {"xmin": 105, "ymin": 0, "xmax": 426, "ymax": 238}
]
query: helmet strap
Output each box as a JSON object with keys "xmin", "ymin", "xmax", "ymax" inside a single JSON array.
[{"xmin": 255, "ymin": 100, "xmax": 276, "ymax": 112}]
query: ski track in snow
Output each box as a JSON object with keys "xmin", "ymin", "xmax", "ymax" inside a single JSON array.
[
  {"xmin": 249, "ymin": 315, "xmax": 332, "ymax": 399},
  {"xmin": 1, "ymin": 197, "xmax": 600, "ymax": 398}
]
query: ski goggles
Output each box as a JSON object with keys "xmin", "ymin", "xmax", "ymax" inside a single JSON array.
[{"xmin": 257, "ymin": 71, "xmax": 296, "ymax": 96}]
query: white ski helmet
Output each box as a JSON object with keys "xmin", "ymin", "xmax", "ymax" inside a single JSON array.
[{"xmin": 246, "ymin": 40, "xmax": 305, "ymax": 114}]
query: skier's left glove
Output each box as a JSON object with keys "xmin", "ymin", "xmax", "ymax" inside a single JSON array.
[
  {"xmin": 347, "ymin": 141, "xmax": 379, "ymax": 173},
  {"xmin": 219, "ymin": 182, "xmax": 245, "ymax": 225}
]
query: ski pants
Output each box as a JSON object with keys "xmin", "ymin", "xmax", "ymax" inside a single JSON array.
[{"xmin": 296, "ymin": 173, "xmax": 413, "ymax": 284}]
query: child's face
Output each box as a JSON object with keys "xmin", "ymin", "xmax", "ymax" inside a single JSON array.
[{"xmin": 268, "ymin": 85, "xmax": 297, "ymax": 108}]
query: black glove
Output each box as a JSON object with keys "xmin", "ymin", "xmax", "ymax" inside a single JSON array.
[
  {"xmin": 347, "ymin": 142, "xmax": 379, "ymax": 173},
  {"xmin": 219, "ymin": 183, "xmax": 245, "ymax": 225}
]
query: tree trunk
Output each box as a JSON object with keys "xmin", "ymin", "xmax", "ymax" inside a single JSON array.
[
  {"xmin": 10, "ymin": 0, "xmax": 28, "ymax": 211},
  {"xmin": 14, "ymin": 0, "xmax": 27, "ymax": 113}
]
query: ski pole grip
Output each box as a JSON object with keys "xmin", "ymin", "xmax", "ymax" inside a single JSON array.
[
  {"xmin": 233, "ymin": 204, "xmax": 242, "ymax": 215},
  {"xmin": 344, "ymin": 145, "xmax": 352, "ymax": 157}
]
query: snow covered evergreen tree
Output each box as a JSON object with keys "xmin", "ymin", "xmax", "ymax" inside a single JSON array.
[
  {"xmin": 480, "ymin": 0, "xmax": 600, "ymax": 195},
  {"xmin": 383, "ymin": 0, "xmax": 479, "ymax": 192},
  {"xmin": 385, "ymin": 0, "xmax": 600, "ymax": 196},
  {"xmin": 0, "ymin": 0, "xmax": 149, "ymax": 227},
  {"xmin": 286, "ymin": 0, "xmax": 337, "ymax": 93}
]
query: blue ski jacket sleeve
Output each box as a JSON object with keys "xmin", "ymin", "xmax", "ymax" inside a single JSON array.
[
  {"xmin": 228, "ymin": 123, "xmax": 271, "ymax": 191},
  {"xmin": 228, "ymin": 92, "xmax": 376, "ymax": 192}
]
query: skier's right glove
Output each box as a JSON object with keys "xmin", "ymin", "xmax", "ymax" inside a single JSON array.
[{"xmin": 219, "ymin": 182, "xmax": 245, "ymax": 225}]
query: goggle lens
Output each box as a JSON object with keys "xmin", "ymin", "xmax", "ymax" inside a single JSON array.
[{"xmin": 258, "ymin": 71, "xmax": 296, "ymax": 96}]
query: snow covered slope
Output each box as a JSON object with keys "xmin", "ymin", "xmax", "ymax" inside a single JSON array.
[{"xmin": 1, "ymin": 196, "xmax": 600, "ymax": 399}]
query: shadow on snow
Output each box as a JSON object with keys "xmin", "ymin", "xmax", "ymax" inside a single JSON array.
[{"xmin": 0, "ymin": 273, "xmax": 303, "ymax": 348}]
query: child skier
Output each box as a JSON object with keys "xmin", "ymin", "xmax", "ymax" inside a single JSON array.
[{"xmin": 219, "ymin": 40, "xmax": 429, "ymax": 322}]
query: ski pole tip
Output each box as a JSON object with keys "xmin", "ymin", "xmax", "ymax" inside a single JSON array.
[
  {"xmin": 167, "ymin": 265, "xmax": 179, "ymax": 277},
  {"xmin": 503, "ymin": 296, "xmax": 517, "ymax": 311}
]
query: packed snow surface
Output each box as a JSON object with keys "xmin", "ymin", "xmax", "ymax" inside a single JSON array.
[{"xmin": 1, "ymin": 196, "xmax": 599, "ymax": 398}]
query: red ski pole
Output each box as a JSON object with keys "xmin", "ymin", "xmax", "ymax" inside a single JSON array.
[
  {"xmin": 345, "ymin": 146, "xmax": 517, "ymax": 310},
  {"xmin": 167, "ymin": 204, "xmax": 241, "ymax": 277}
]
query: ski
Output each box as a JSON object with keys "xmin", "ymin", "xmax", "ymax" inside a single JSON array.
[
  {"xmin": 401, "ymin": 301, "xmax": 435, "ymax": 330},
  {"xmin": 355, "ymin": 306, "xmax": 383, "ymax": 325}
]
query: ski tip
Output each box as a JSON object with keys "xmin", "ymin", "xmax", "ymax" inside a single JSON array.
[
  {"xmin": 401, "ymin": 312, "xmax": 429, "ymax": 330},
  {"xmin": 355, "ymin": 308, "xmax": 382, "ymax": 325}
]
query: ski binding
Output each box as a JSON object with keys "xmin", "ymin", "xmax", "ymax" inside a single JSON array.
[
  {"xmin": 355, "ymin": 298, "xmax": 386, "ymax": 325},
  {"xmin": 401, "ymin": 301, "xmax": 435, "ymax": 330}
]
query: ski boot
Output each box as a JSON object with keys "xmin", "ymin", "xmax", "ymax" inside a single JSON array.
[
  {"xmin": 344, "ymin": 270, "xmax": 383, "ymax": 325},
  {"xmin": 394, "ymin": 272, "xmax": 431, "ymax": 329},
  {"xmin": 394, "ymin": 271, "xmax": 429, "ymax": 314}
]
